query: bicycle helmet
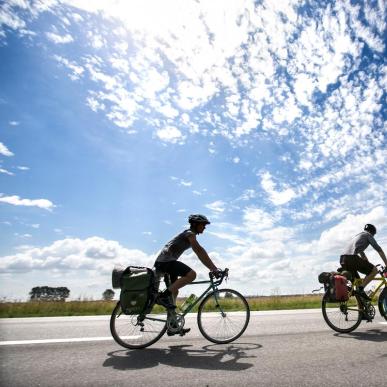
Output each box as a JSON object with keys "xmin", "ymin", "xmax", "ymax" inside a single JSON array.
[
  {"xmin": 188, "ymin": 214, "xmax": 210, "ymax": 225},
  {"xmin": 364, "ymin": 224, "xmax": 376, "ymax": 235}
]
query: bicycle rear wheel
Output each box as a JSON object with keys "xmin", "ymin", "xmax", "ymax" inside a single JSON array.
[
  {"xmin": 110, "ymin": 302, "xmax": 167, "ymax": 349},
  {"xmin": 321, "ymin": 294, "xmax": 362, "ymax": 333},
  {"xmin": 197, "ymin": 289, "xmax": 250, "ymax": 344},
  {"xmin": 378, "ymin": 287, "xmax": 387, "ymax": 321}
]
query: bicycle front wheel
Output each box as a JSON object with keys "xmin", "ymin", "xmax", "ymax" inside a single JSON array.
[
  {"xmin": 378, "ymin": 287, "xmax": 387, "ymax": 321},
  {"xmin": 197, "ymin": 289, "xmax": 250, "ymax": 344},
  {"xmin": 110, "ymin": 302, "xmax": 167, "ymax": 349},
  {"xmin": 321, "ymin": 294, "xmax": 362, "ymax": 333}
]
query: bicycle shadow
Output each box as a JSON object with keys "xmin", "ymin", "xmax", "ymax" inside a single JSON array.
[
  {"xmin": 334, "ymin": 328, "xmax": 387, "ymax": 342},
  {"xmin": 103, "ymin": 342, "xmax": 261, "ymax": 371}
]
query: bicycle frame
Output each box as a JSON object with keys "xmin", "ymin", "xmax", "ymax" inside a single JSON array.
[
  {"xmin": 142, "ymin": 274, "xmax": 226, "ymax": 324},
  {"xmin": 178, "ymin": 276, "xmax": 223, "ymax": 316},
  {"xmin": 352, "ymin": 274, "xmax": 387, "ymax": 302}
]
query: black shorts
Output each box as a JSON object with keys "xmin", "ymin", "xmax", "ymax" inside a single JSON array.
[
  {"xmin": 340, "ymin": 255, "xmax": 374, "ymax": 276},
  {"xmin": 154, "ymin": 260, "xmax": 192, "ymax": 283}
]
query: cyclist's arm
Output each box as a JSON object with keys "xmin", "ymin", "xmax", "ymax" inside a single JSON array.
[
  {"xmin": 377, "ymin": 249, "xmax": 387, "ymax": 266},
  {"xmin": 369, "ymin": 234, "xmax": 387, "ymax": 266},
  {"xmin": 359, "ymin": 252, "xmax": 369, "ymax": 261},
  {"xmin": 188, "ymin": 234, "xmax": 217, "ymax": 271}
]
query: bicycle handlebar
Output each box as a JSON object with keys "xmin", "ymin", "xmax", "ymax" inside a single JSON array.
[
  {"xmin": 209, "ymin": 268, "xmax": 229, "ymax": 283},
  {"xmin": 375, "ymin": 264, "xmax": 387, "ymax": 277}
]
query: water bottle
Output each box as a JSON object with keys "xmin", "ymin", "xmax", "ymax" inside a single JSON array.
[
  {"xmin": 366, "ymin": 285, "xmax": 376, "ymax": 298},
  {"xmin": 180, "ymin": 294, "xmax": 197, "ymax": 312}
]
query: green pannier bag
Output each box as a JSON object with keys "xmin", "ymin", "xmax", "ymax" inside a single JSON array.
[{"xmin": 118, "ymin": 266, "xmax": 155, "ymax": 315}]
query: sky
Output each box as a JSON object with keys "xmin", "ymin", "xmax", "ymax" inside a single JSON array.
[{"xmin": 0, "ymin": 0, "xmax": 386, "ymax": 301}]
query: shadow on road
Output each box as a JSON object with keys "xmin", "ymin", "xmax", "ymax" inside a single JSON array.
[
  {"xmin": 334, "ymin": 329, "xmax": 387, "ymax": 342},
  {"xmin": 103, "ymin": 342, "xmax": 261, "ymax": 371}
]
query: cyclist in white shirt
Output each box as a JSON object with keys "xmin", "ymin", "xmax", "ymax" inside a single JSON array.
[{"xmin": 340, "ymin": 224, "xmax": 387, "ymax": 300}]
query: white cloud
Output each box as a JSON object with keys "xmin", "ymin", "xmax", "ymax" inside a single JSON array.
[
  {"xmin": 294, "ymin": 73, "xmax": 315, "ymax": 106},
  {"xmin": 46, "ymin": 32, "xmax": 73, "ymax": 44},
  {"xmin": 0, "ymin": 3, "xmax": 27, "ymax": 33},
  {"xmin": 54, "ymin": 55, "xmax": 84, "ymax": 80},
  {"xmin": 0, "ymin": 236, "xmax": 154, "ymax": 273},
  {"xmin": 156, "ymin": 126, "xmax": 184, "ymax": 144},
  {"xmin": 0, "ymin": 0, "xmax": 386, "ymax": 297},
  {"xmin": 260, "ymin": 171, "xmax": 296, "ymax": 205},
  {"xmin": 0, "ymin": 195, "xmax": 55, "ymax": 210},
  {"xmin": 86, "ymin": 96, "xmax": 105, "ymax": 112},
  {"xmin": 205, "ymin": 200, "xmax": 226, "ymax": 214},
  {"xmin": 170, "ymin": 177, "xmax": 192, "ymax": 187},
  {"xmin": 299, "ymin": 159, "xmax": 313, "ymax": 170},
  {"xmin": 0, "ymin": 142, "xmax": 14, "ymax": 156},
  {"xmin": 180, "ymin": 180, "xmax": 192, "ymax": 187},
  {"xmin": 243, "ymin": 207, "xmax": 275, "ymax": 233},
  {"xmin": 158, "ymin": 104, "xmax": 179, "ymax": 119},
  {"xmin": 87, "ymin": 31, "xmax": 105, "ymax": 49},
  {"xmin": 0, "ymin": 167, "xmax": 14, "ymax": 175},
  {"xmin": 315, "ymin": 206, "xmax": 387, "ymax": 255}
]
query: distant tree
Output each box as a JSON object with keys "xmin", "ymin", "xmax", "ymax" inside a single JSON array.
[
  {"xmin": 102, "ymin": 289, "xmax": 115, "ymax": 301},
  {"xmin": 29, "ymin": 286, "xmax": 70, "ymax": 301},
  {"xmin": 224, "ymin": 292, "xmax": 234, "ymax": 298}
]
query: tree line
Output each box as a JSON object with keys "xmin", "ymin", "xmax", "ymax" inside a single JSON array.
[{"xmin": 29, "ymin": 287, "xmax": 115, "ymax": 301}]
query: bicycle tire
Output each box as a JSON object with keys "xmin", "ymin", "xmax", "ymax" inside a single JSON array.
[
  {"xmin": 197, "ymin": 289, "xmax": 250, "ymax": 344},
  {"xmin": 378, "ymin": 287, "xmax": 387, "ymax": 321},
  {"xmin": 321, "ymin": 293, "xmax": 362, "ymax": 333},
  {"xmin": 110, "ymin": 301, "xmax": 167, "ymax": 349}
]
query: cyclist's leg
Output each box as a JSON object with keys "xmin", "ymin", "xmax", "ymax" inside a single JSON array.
[
  {"xmin": 165, "ymin": 261, "xmax": 196, "ymax": 299},
  {"xmin": 157, "ymin": 262, "xmax": 194, "ymax": 336},
  {"xmin": 341, "ymin": 255, "xmax": 375, "ymax": 293},
  {"xmin": 361, "ymin": 265, "xmax": 377, "ymax": 288}
]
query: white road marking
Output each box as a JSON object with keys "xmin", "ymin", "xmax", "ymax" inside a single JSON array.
[
  {"xmin": 0, "ymin": 334, "xmax": 149, "ymax": 346},
  {"xmin": 121, "ymin": 335, "xmax": 143, "ymax": 339},
  {"xmin": 0, "ymin": 337, "xmax": 114, "ymax": 346}
]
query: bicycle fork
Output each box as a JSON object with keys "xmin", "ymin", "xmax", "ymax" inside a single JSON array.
[{"xmin": 212, "ymin": 290, "xmax": 227, "ymax": 317}]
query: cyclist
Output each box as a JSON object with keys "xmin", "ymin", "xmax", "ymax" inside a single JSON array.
[
  {"xmin": 340, "ymin": 224, "xmax": 387, "ymax": 300},
  {"xmin": 154, "ymin": 214, "xmax": 220, "ymax": 333}
]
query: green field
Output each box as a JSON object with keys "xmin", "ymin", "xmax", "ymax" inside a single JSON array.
[{"xmin": 0, "ymin": 294, "xmax": 323, "ymax": 318}]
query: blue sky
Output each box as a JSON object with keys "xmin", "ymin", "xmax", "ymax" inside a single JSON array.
[{"xmin": 0, "ymin": 0, "xmax": 386, "ymax": 300}]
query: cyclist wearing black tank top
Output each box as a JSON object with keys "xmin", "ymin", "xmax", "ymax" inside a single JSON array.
[{"xmin": 154, "ymin": 214, "xmax": 220, "ymax": 309}]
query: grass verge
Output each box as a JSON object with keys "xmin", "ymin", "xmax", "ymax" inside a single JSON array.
[{"xmin": 0, "ymin": 294, "xmax": 323, "ymax": 318}]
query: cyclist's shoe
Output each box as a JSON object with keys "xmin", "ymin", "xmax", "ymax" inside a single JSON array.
[
  {"xmin": 156, "ymin": 293, "xmax": 176, "ymax": 309},
  {"xmin": 354, "ymin": 287, "xmax": 371, "ymax": 301},
  {"xmin": 361, "ymin": 313, "xmax": 372, "ymax": 322},
  {"xmin": 167, "ymin": 328, "xmax": 191, "ymax": 336}
]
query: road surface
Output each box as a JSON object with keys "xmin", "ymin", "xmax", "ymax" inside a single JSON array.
[{"xmin": 0, "ymin": 309, "xmax": 386, "ymax": 386}]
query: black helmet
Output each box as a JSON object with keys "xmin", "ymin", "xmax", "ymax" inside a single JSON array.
[
  {"xmin": 188, "ymin": 214, "xmax": 210, "ymax": 225},
  {"xmin": 364, "ymin": 224, "xmax": 376, "ymax": 235}
]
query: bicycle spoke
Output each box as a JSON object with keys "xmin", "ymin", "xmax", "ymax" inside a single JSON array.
[
  {"xmin": 322, "ymin": 295, "xmax": 362, "ymax": 333},
  {"xmin": 197, "ymin": 289, "xmax": 250, "ymax": 344},
  {"xmin": 110, "ymin": 303, "xmax": 167, "ymax": 349}
]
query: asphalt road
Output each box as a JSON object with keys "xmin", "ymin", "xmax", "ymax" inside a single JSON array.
[{"xmin": 0, "ymin": 309, "xmax": 386, "ymax": 387}]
